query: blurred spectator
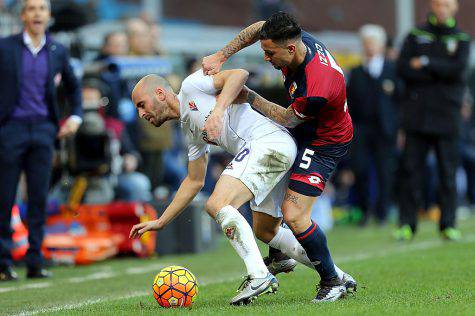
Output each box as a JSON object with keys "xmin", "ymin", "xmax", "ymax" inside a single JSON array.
[
  {"xmin": 459, "ymin": 90, "xmax": 475, "ymax": 208},
  {"xmin": 0, "ymin": 0, "xmax": 82, "ymax": 281},
  {"xmin": 98, "ymin": 31, "xmax": 129, "ymax": 59},
  {"xmin": 125, "ymin": 18, "xmax": 173, "ymax": 190},
  {"xmin": 0, "ymin": 0, "xmax": 21, "ymax": 37},
  {"xmin": 395, "ymin": 0, "xmax": 470, "ymax": 241},
  {"xmin": 81, "ymin": 78, "xmax": 152, "ymax": 202},
  {"xmin": 95, "ymin": 31, "xmax": 129, "ymax": 118},
  {"xmin": 385, "ymin": 37, "xmax": 398, "ymax": 62},
  {"xmin": 127, "ymin": 18, "xmax": 156, "ymax": 56},
  {"xmin": 347, "ymin": 24, "xmax": 400, "ymax": 225}
]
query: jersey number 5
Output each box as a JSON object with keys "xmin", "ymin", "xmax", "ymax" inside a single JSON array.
[{"xmin": 299, "ymin": 149, "xmax": 315, "ymax": 169}]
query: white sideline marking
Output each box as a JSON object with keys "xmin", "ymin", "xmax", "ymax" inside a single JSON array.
[
  {"xmin": 68, "ymin": 271, "xmax": 117, "ymax": 283},
  {"xmin": 0, "ymin": 263, "xmax": 170, "ymax": 294},
  {"xmin": 14, "ymin": 275, "xmax": 240, "ymax": 316},
  {"xmin": 7, "ymin": 234, "xmax": 475, "ymax": 315},
  {"xmin": 0, "ymin": 282, "xmax": 51, "ymax": 294},
  {"xmin": 337, "ymin": 234, "xmax": 475, "ymax": 264}
]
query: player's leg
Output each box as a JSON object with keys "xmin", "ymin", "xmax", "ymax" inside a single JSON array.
[
  {"xmin": 250, "ymin": 173, "xmax": 355, "ymax": 291},
  {"xmin": 205, "ymin": 175, "xmax": 277, "ymax": 305},
  {"xmin": 283, "ymin": 143, "xmax": 353, "ymax": 302},
  {"xmin": 282, "ymin": 190, "xmax": 347, "ymax": 302},
  {"xmin": 205, "ymin": 175, "xmax": 267, "ymax": 278}
]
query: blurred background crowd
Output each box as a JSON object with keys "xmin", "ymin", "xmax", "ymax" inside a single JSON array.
[{"xmin": 1, "ymin": 0, "xmax": 474, "ymax": 267}]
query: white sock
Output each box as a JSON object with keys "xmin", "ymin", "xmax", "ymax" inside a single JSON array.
[
  {"xmin": 215, "ymin": 205, "xmax": 268, "ymax": 278},
  {"xmin": 334, "ymin": 264, "xmax": 344, "ymax": 280},
  {"xmin": 269, "ymin": 226, "xmax": 345, "ymax": 280}
]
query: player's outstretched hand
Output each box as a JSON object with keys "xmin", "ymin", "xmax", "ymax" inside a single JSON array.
[
  {"xmin": 129, "ymin": 220, "xmax": 162, "ymax": 239},
  {"xmin": 202, "ymin": 51, "xmax": 226, "ymax": 75},
  {"xmin": 203, "ymin": 109, "xmax": 224, "ymax": 140}
]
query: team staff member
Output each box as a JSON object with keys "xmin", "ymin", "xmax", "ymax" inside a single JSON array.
[
  {"xmin": 202, "ymin": 12, "xmax": 355, "ymax": 302},
  {"xmin": 0, "ymin": 0, "xmax": 82, "ymax": 281},
  {"xmin": 395, "ymin": 0, "xmax": 470, "ymax": 241}
]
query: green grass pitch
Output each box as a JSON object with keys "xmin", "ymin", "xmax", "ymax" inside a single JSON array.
[{"xmin": 2, "ymin": 216, "xmax": 474, "ymax": 315}]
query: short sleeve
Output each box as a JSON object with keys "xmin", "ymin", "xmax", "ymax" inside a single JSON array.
[
  {"xmin": 291, "ymin": 96, "xmax": 328, "ymax": 119},
  {"xmin": 187, "ymin": 142, "xmax": 210, "ymax": 161},
  {"xmin": 181, "ymin": 69, "xmax": 217, "ymax": 95}
]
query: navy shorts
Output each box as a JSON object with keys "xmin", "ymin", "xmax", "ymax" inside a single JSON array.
[{"xmin": 289, "ymin": 142, "xmax": 351, "ymax": 197}]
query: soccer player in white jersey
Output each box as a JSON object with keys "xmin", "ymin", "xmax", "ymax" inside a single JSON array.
[{"xmin": 129, "ymin": 69, "xmax": 298, "ymax": 305}]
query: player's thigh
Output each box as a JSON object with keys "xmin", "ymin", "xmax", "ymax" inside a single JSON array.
[
  {"xmin": 288, "ymin": 143, "xmax": 349, "ymax": 198},
  {"xmin": 252, "ymin": 211, "xmax": 282, "ymax": 243},
  {"xmin": 205, "ymin": 175, "xmax": 254, "ymax": 218}
]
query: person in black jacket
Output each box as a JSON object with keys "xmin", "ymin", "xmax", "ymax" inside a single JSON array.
[
  {"xmin": 347, "ymin": 24, "xmax": 400, "ymax": 225},
  {"xmin": 395, "ymin": 0, "xmax": 470, "ymax": 241},
  {"xmin": 0, "ymin": 0, "xmax": 82, "ymax": 281}
]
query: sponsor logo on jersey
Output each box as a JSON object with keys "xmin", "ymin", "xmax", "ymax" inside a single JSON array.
[
  {"xmin": 189, "ymin": 101, "xmax": 198, "ymax": 111},
  {"xmin": 289, "ymin": 82, "xmax": 297, "ymax": 97}
]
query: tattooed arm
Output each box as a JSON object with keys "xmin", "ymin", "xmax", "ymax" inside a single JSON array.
[
  {"xmin": 202, "ymin": 21, "xmax": 265, "ymax": 75},
  {"xmin": 245, "ymin": 88, "xmax": 303, "ymax": 128}
]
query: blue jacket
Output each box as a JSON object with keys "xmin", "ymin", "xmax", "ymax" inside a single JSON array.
[{"xmin": 0, "ymin": 33, "xmax": 82, "ymax": 126}]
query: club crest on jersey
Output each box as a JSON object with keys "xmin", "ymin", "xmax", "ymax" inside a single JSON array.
[
  {"xmin": 189, "ymin": 101, "xmax": 198, "ymax": 111},
  {"xmin": 224, "ymin": 226, "xmax": 236, "ymax": 239},
  {"xmin": 289, "ymin": 82, "xmax": 297, "ymax": 97}
]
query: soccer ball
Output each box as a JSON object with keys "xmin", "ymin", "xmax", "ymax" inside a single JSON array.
[{"xmin": 152, "ymin": 265, "xmax": 198, "ymax": 308}]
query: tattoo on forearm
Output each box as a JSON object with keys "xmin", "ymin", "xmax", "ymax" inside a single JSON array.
[
  {"xmin": 250, "ymin": 92, "xmax": 289, "ymax": 125},
  {"xmin": 284, "ymin": 192, "xmax": 299, "ymax": 205},
  {"xmin": 221, "ymin": 21, "xmax": 265, "ymax": 59},
  {"xmin": 247, "ymin": 90, "xmax": 257, "ymax": 105}
]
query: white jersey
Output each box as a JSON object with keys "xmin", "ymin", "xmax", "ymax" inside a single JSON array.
[{"xmin": 178, "ymin": 70, "xmax": 287, "ymax": 160}]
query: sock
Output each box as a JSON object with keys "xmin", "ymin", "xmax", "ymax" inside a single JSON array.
[
  {"xmin": 294, "ymin": 221, "xmax": 338, "ymax": 281},
  {"xmin": 269, "ymin": 226, "xmax": 345, "ymax": 280},
  {"xmin": 269, "ymin": 226, "xmax": 313, "ymax": 269},
  {"xmin": 215, "ymin": 205, "xmax": 268, "ymax": 278},
  {"xmin": 334, "ymin": 264, "xmax": 344, "ymax": 280}
]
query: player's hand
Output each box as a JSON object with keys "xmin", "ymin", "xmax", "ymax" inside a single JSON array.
[
  {"xmin": 203, "ymin": 108, "xmax": 224, "ymax": 140},
  {"xmin": 129, "ymin": 220, "xmax": 162, "ymax": 238},
  {"xmin": 202, "ymin": 51, "xmax": 226, "ymax": 75},
  {"xmin": 57, "ymin": 116, "xmax": 81, "ymax": 139}
]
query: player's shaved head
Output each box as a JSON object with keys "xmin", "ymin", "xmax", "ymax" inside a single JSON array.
[
  {"xmin": 131, "ymin": 74, "xmax": 179, "ymax": 128},
  {"xmin": 133, "ymin": 74, "xmax": 172, "ymax": 99}
]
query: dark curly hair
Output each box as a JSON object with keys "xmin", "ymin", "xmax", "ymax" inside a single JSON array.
[{"xmin": 259, "ymin": 12, "xmax": 302, "ymax": 43}]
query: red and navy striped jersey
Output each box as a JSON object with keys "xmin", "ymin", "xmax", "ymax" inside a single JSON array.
[{"xmin": 282, "ymin": 31, "xmax": 353, "ymax": 146}]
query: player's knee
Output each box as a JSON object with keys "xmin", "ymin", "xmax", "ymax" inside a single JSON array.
[
  {"xmin": 204, "ymin": 198, "xmax": 219, "ymax": 218},
  {"xmin": 283, "ymin": 210, "xmax": 307, "ymax": 233},
  {"xmin": 205, "ymin": 196, "xmax": 229, "ymax": 218}
]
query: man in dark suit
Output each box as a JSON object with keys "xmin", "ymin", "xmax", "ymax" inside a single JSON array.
[
  {"xmin": 0, "ymin": 0, "xmax": 82, "ymax": 281},
  {"xmin": 396, "ymin": 0, "xmax": 469, "ymax": 241},
  {"xmin": 347, "ymin": 24, "xmax": 401, "ymax": 225}
]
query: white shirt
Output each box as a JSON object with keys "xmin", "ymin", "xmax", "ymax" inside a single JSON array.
[
  {"xmin": 23, "ymin": 31, "xmax": 46, "ymax": 56},
  {"xmin": 365, "ymin": 54, "xmax": 385, "ymax": 79},
  {"xmin": 178, "ymin": 70, "xmax": 287, "ymax": 160}
]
